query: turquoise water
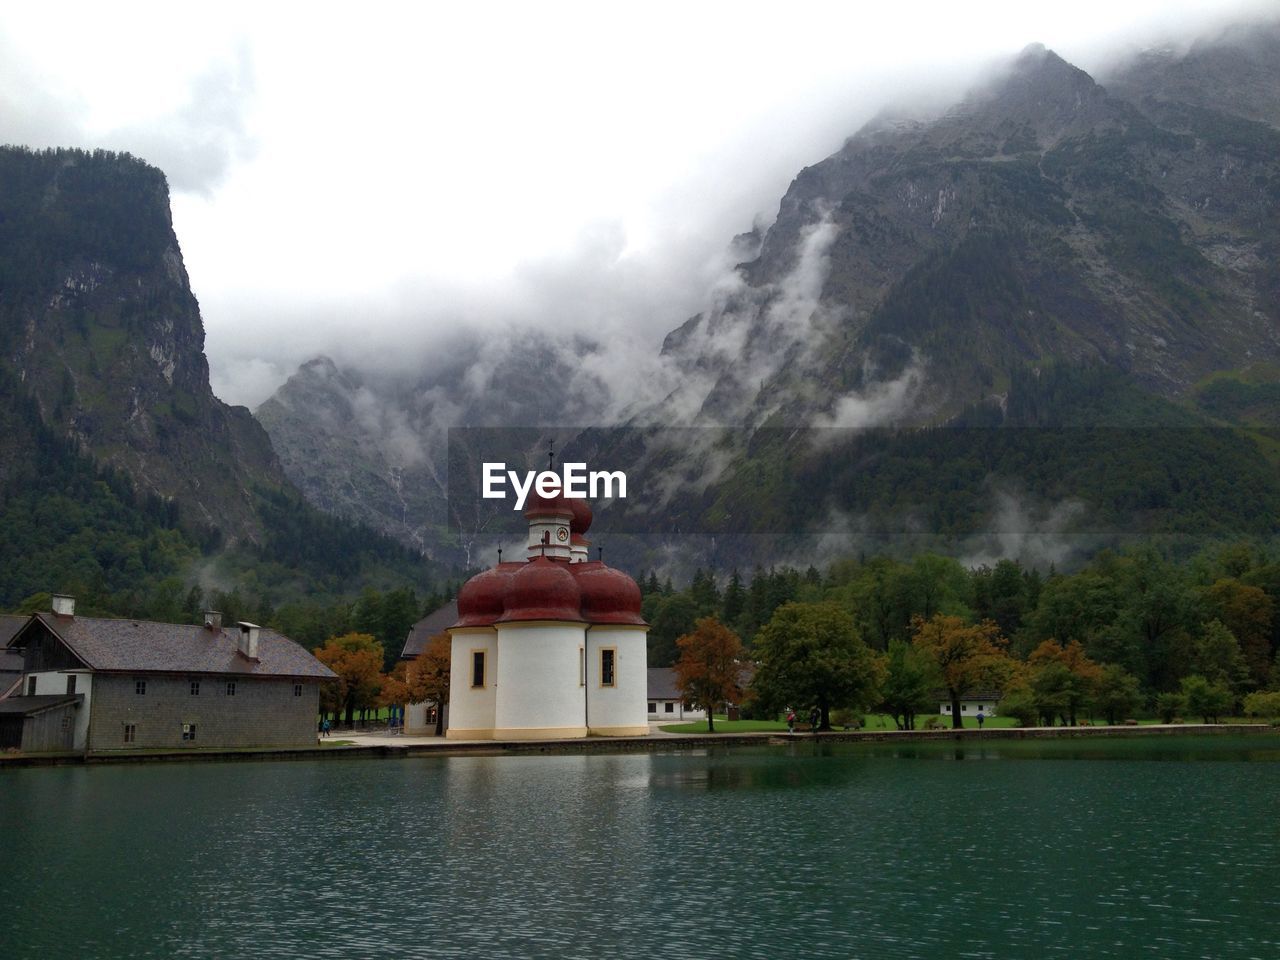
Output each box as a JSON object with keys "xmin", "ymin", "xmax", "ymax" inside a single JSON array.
[{"xmin": 3, "ymin": 736, "xmax": 1279, "ymax": 959}]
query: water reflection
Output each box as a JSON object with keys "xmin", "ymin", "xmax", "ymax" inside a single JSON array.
[
  {"xmin": 1, "ymin": 736, "xmax": 1278, "ymax": 960},
  {"xmin": 648, "ymin": 746, "xmax": 867, "ymax": 791}
]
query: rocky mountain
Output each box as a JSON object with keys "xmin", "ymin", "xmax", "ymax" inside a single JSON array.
[
  {"xmin": 255, "ymin": 331, "xmax": 609, "ymax": 556},
  {"xmin": 0, "ymin": 146, "xmax": 433, "ymax": 613},
  {"xmin": 0, "ymin": 147, "xmax": 285, "ymax": 541},
  {"xmin": 256, "ymin": 20, "xmax": 1280, "ymax": 567},
  {"xmin": 657, "ymin": 30, "xmax": 1280, "ymax": 428}
]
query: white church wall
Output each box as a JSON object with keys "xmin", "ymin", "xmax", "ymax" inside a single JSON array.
[
  {"xmin": 446, "ymin": 627, "xmax": 498, "ymax": 739},
  {"xmin": 494, "ymin": 622, "xmax": 588, "ymax": 738},
  {"xmin": 586, "ymin": 625, "xmax": 649, "ymax": 736}
]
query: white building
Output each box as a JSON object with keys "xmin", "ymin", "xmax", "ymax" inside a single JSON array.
[
  {"xmin": 646, "ymin": 667, "xmax": 706, "ymax": 722},
  {"xmin": 446, "ymin": 492, "xmax": 649, "ymax": 740},
  {"xmin": 939, "ymin": 693, "xmax": 1000, "ymax": 717}
]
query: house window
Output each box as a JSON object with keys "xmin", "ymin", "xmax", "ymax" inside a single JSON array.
[
  {"xmin": 471, "ymin": 651, "xmax": 486, "ymax": 688},
  {"xmin": 648, "ymin": 702, "xmax": 657, "ymax": 714},
  {"xmin": 182, "ymin": 723, "xmax": 197, "ymax": 742},
  {"xmin": 123, "ymin": 724, "xmax": 136, "ymax": 744},
  {"xmin": 66, "ymin": 675, "xmax": 77, "ymax": 695},
  {"xmin": 226, "ymin": 681, "xmax": 236, "ymax": 696},
  {"xmin": 665, "ymin": 702, "xmax": 674, "ymax": 714},
  {"xmin": 294, "ymin": 683, "xmax": 303, "ymax": 697},
  {"xmin": 599, "ymin": 648, "xmax": 616, "ymax": 687},
  {"xmin": 135, "ymin": 679, "xmax": 147, "ymax": 695},
  {"xmin": 190, "ymin": 680, "xmax": 200, "ymax": 696},
  {"xmin": 27, "ymin": 676, "xmax": 36, "ymax": 696},
  {"xmin": 61, "ymin": 716, "xmax": 70, "ymax": 730}
]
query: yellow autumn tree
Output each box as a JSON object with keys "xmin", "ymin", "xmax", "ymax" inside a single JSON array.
[
  {"xmin": 406, "ymin": 633, "xmax": 452, "ymax": 735},
  {"xmin": 316, "ymin": 632, "xmax": 385, "ymax": 727},
  {"xmin": 675, "ymin": 617, "xmax": 746, "ymax": 733},
  {"xmin": 911, "ymin": 615, "xmax": 1012, "ymax": 729}
]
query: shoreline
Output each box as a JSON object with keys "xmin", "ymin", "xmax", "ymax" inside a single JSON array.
[{"xmin": 0, "ymin": 722, "xmax": 1272, "ymax": 769}]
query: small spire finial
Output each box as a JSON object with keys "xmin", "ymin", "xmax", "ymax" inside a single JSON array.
[
  {"xmin": 548, "ymin": 437, "xmax": 555, "ymax": 470},
  {"xmin": 597, "ymin": 546, "xmax": 604, "ymax": 562},
  {"xmin": 497, "ymin": 545, "xmax": 503, "ymax": 564}
]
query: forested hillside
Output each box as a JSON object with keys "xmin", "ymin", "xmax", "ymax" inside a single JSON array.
[{"xmin": 0, "ymin": 146, "xmax": 450, "ymax": 634}]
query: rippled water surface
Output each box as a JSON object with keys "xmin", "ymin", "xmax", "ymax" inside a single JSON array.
[{"xmin": 4, "ymin": 736, "xmax": 1280, "ymax": 959}]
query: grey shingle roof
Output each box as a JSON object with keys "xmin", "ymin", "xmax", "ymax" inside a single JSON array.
[
  {"xmin": 647, "ymin": 663, "xmax": 754, "ymax": 700},
  {"xmin": 1, "ymin": 616, "xmax": 28, "ymax": 699},
  {"xmin": 399, "ymin": 600, "xmax": 458, "ymax": 660},
  {"xmin": 0, "ymin": 694, "xmax": 82, "ymax": 716},
  {"xmin": 648, "ymin": 666, "xmax": 680, "ymax": 700},
  {"xmin": 0, "ymin": 614, "xmax": 27, "ymax": 648},
  {"xmin": 14, "ymin": 613, "xmax": 336, "ymax": 680}
]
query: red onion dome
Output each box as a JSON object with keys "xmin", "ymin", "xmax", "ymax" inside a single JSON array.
[
  {"xmin": 522, "ymin": 490, "xmax": 575, "ymax": 522},
  {"xmin": 572, "ymin": 561, "xmax": 646, "ymax": 626},
  {"xmin": 497, "ymin": 557, "xmax": 585, "ymax": 623},
  {"xmin": 569, "ymin": 498, "xmax": 593, "ymax": 535},
  {"xmin": 453, "ymin": 563, "xmax": 521, "ymax": 628}
]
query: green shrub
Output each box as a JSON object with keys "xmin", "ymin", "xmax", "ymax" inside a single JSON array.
[{"xmin": 1243, "ymin": 690, "xmax": 1280, "ymax": 720}]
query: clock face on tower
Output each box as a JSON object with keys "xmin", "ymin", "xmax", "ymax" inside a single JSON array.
[{"xmin": 556, "ymin": 527, "xmax": 569, "ymax": 542}]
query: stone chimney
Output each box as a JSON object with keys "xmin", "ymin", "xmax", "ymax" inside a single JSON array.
[
  {"xmin": 236, "ymin": 621, "xmax": 261, "ymax": 660},
  {"xmin": 51, "ymin": 594, "xmax": 75, "ymax": 617},
  {"xmin": 203, "ymin": 611, "xmax": 223, "ymax": 631}
]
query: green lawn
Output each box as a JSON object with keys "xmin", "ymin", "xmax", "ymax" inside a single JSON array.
[{"xmin": 662, "ymin": 713, "xmax": 1030, "ymax": 735}]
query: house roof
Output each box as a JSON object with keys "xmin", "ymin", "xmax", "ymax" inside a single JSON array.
[
  {"xmin": 0, "ymin": 614, "xmax": 27, "ymax": 648},
  {"xmin": 0, "ymin": 693, "xmax": 82, "ymax": 717},
  {"xmin": 400, "ymin": 600, "xmax": 458, "ymax": 660},
  {"xmin": 8, "ymin": 613, "xmax": 337, "ymax": 680},
  {"xmin": 933, "ymin": 689, "xmax": 1003, "ymax": 701},
  {"xmin": 1, "ymin": 616, "xmax": 29, "ymax": 699},
  {"xmin": 647, "ymin": 666, "xmax": 679, "ymax": 700},
  {"xmin": 647, "ymin": 662, "xmax": 755, "ymax": 700}
]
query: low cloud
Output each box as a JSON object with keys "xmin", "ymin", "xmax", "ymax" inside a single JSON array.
[
  {"xmin": 960, "ymin": 489, "xmax": 1090, "ymax": 571},
  {"xmin": 104, "ymin": 44, "xmax": 258, "ymax": 196}
]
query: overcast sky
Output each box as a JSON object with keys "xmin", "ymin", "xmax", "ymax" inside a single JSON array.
[{"xmin": 0, "ymin": 0, "xmax": 1271, "ymax": 407}]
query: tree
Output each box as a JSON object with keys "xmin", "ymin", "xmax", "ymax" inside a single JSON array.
[
  {"xmin": 997, "ymin": 675, "xmax": 1039, "ymax": 728},
  {"xmin": 1203, "ymin": 579, "xmax": 1274, "ymax": 687},
  {"xmin": 1189, "ymin": 619, "xmax": 1251, "ymax": 697},
  {"xmin": 750, "ymin": 602, "xmax": 883, "ymax": 731},
  {"xmin": 689, "ymin": 569, "xmax": 720, "ymax": 618},
  {"xmin": 407, "ymin": 633, "xmax": 452, "ymax": 735},
  {"xmin": 1092, "ymin": 664, "xmax": 1142, "ymax": 725},
  {"xmin": 1242, "ymin": 690, "xmax": 1280, "ymax": 721},
  {"xmin": 1029, "ymin": 661, "xmax": 1075, "ymax": 726},
  {"xmin": 646, "ymin": 593, "xmax": 697, "ymax": 667},
  {"xmin": 1027, "ymin": 639, "xmax": 1103, "ymax": 726},
  {"xmin": 879, "ymin": 639, "xmax": 935, "ymax": 730},
  {"xmin": 378, "ymin": 664, "xmax": 411, "ymax": 717},
  {"xmin": 911, "ymin": 615, "xmax": 1012, "ymax": 729},
  {"xmin": 315, "ymin": 632, "xmax": 385, "ymax": 726},
  {"xmin": 721, "ymin": 569, "xmax": 746, "ymax": 631},
  {"xmin": 674, "ymin": 617, "xmax": 746, "ymax": 733},
  {"xmin": 1180, "ymin": 674, "xmax": 1232, "ymax": 724},
  {"xmin": 1155, "ymin": 691, "xmax": 1185, "ymax": 724}
]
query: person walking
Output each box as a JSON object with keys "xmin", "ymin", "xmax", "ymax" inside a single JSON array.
[
  {"xmin": 786, "ymin": 706, "xmax": 796, "ymax": 735},
  {"xmin": 976, "ymin": 709, "xmax": 985, "ymax": 729},
  {"xmin": 809, "ymin": 705, "xmax": 821, "ymax": 734},
  {"xmin": 321, "ymin": 717, "xmax": 331, "ymax": 738}
]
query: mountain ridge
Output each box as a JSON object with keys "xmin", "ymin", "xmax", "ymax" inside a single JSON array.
[{"xmin": 254, "ymin": 24, "xmax": 1280, "ymax": 565}]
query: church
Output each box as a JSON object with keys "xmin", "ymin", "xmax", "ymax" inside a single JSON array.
[{"xmin": 446, "ymin": 490, "xmax": 649, "ymax": 739}]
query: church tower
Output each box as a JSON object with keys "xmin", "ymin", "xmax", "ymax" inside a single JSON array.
[{"xmin": 445, "ymin": 490, "xmax": 649, "ymax": 739}]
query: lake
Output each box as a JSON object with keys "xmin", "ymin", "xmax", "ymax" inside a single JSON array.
[{"xmin": 3, "ymin": 735, "xmax": 1279, "ymax": 959}]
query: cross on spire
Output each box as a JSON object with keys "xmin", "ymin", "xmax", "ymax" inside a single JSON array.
[{"xmin": 548, "ymin": 437, "xmax": 555, "ymax": 470}]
